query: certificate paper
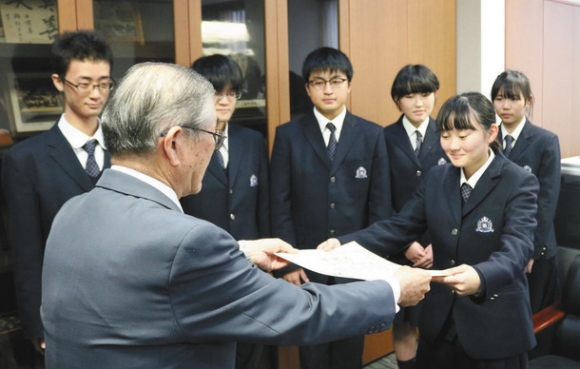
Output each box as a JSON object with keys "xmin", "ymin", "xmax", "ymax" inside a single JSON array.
[{"xmin": 276, "ymin": 242, "xmax": 446, "ymax": 281}]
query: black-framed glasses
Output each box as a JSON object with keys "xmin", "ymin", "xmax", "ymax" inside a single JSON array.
[
  {"xmin": 307, "ymin": 77, "xmax": 348, "ymax": 91},
  {"xmin": 215, "ymin": 90, "xmax": 242, "ymax": 100},
  {"xmin": 159, "ymin": 125, "xmax": 226, "ymax": 151},
  {"xmin": 61, "ymin": 77, "xmax": 115, "ymax": 95}
]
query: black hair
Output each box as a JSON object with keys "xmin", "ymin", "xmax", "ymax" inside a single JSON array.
[
  {"xmin": 51, "ymin": 31, "xmax": 113, "ymax": 77},
  {"xmin": 301, "ymin": 47, "xmax": 353, "ymax": 83},
  {"xmin": 391, "ymin": 64, "xmax": 440, "ymax": 102},
  {"xmin": 436, "ymin": 92, "xmax": 497, "ymax": 134},
  {"xmin": 490, "ymin": 70, "xmax": 534, "ymax": 111},
  {"xmin": 191, "ymin": 54, "xmax": 244, "ymax": 93}
]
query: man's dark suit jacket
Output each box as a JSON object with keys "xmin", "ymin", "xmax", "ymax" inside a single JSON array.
[
  {"xmin": 270, "ymin": 110, "xmax": 392, "ymax": 273},
  {"xmin": 1, "ymin": 123, "xmax": 110, "ymax": 338},
  {"xmin": 384, "ymin": 116, "xmax": 448, "ymax": 248},
  {"xmin": 181, "ymin": 124, "xmax": 269, "ymax": 240},
  {"xmin": 41, "ymin": 169, "xmax": 396, "ymax": 369},
  {"xmin": 339, "ymin": 152, "xmax": 539, "ymax": 359},
  {"xmin": 500, "ymin": 119, "xmax": 561, "ymax": 260}
]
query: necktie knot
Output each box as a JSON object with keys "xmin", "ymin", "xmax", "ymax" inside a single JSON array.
[
  {"xmin": 414, "ymin": 130, "xmax": 423, "ymax": 157},
  {"xmin": 461, "ymin": 183, "xmax": 472, "ymax": 204},
  {"xmin": 326, "ymin": 122, "xmax": 338, "ymax": 162},
  {"xmin": 82, "ymin": 139, "xmax": 100, "ymax": 177},
  {"xmin": 504, "ymin": 135, "xmax": 515, "ymax": 157}
]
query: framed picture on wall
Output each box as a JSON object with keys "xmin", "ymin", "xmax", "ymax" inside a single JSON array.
[{"xmin": 5, "ymin": 73, "xmax": 61, "ymax": 133}]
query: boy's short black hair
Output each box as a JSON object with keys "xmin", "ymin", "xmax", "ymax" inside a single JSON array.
[
  {"xmin": 191, "ymin": 54, "xmax": 244, "ymax": 93},
  {"xmin": 391, "ymin": 64, "xmax": 439, "ymax": 102},
  {"xmin": 51, "ymin": 31, "xmax": 113, "ymax": 77},
  {"xmin": 302, "ymin": 47, "xmax": 353, "ymax": 83}
]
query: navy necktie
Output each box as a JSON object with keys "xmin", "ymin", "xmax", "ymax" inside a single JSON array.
[
  {"xmin": 504, "ymin": 135, "xmax": 515, "ymax": 157},
  {"xmin": 326, "ymin": 123, "xmax": 338, "ymax": 162},
  {"xmin": 215, "ymin": 150, "xmax": 226, "ymax": 169},
  {"xmin": 461, "ymin": 183, "xmax": 472, "ymax": 204},
  {"xmin": 414, "ymin": 130, "xmax": 423, "ymax": 157},
  {"xmin": 82, "ymin": 140, "xmax": 100, "ymax": 177}
]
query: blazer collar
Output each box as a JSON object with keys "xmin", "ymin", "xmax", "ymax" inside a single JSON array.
[
  {"xmin": 330, "ymin": 111, "xmax": 359, "ymax": 174},
  {"xmin": 301, "ymin": 112, "xmax": 331, "ymax": 170},
  {"xmin": 96, "ymin": 169, "xmax": 182, "ymax": 212},
  {"xmin": 46, "ymin": 124, "xmax": 96, "ymax": 192},
  {"xmin": 462, "ymin": 152, "xmax": 504, "ymax": 216}
]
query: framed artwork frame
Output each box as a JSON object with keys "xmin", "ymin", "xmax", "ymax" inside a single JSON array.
[{"xmin": 5, "ymin": 73, "xmax": 61, "ymax": 133}]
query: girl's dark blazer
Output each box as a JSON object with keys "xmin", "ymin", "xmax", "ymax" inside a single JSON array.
[
  {"xmin": 499, "ymin": 119, "xmax": 561, "ymax": 260},
  {"xmin": 339, "ymin": 152, "xmax": 539, "ymax": 359},
  {"xmin": 384, "ymin": 115, "xmax": 448, "ymax": 247}
]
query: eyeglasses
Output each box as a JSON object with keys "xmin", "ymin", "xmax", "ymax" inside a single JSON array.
[
  {"xmin": 215, "ymin": 90, "xmax": 242, "ymax": 100},
  {"xmin": 159, "ymin": 125, "xmax": 226, "ymax": 151},
  {"xmin": 308, "ymin": 77, "xmax": 348, "ymax": 91},
  {"xmin": 61, "ymin": 77, "xmax": 115, "ymax": 95}
]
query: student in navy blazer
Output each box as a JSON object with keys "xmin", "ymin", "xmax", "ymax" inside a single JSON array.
[
  {"xmin": 384, "ymin": 64, "xmax": 448, "ymax": 369},
  {"xmin": 270, "ymin": 47, "xmax": 392, "ymax": 369},
  {"xmin": 180, "ymin": 55, "xmax": 269, "ymax": 369},
  {"xmin": 1, "ymin": 31, "xmax": 113, "ymax": 356},
  {"xmin": 491, "ymin": 70, "xmax": 561, "ymax": 314},
  {"xmin": 321, "ymin": 92, "xmax": 539, "ymax": 368}
]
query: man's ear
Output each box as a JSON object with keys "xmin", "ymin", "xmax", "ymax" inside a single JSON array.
[
  {"xmin": 52, "ymin": 74, "xmax": 64, "ymax": 92},
  {"xmin": 161, "ymin": 126, "xmax": 184, "ymax": 167}
]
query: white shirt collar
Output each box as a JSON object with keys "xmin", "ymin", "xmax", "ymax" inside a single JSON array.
[
  {"xmin": 460, "ymin": 148, "xmax": 495, "ymax": 189},
  {"xmin": 402, "ymin": 115, "xmax": 430, "ymax": 139},
  {"xmin": 313, "ymin": 106, "xmax": 347, "ymax": 142},
  {"xmin": 57, "ymin": 114, "xmax": 106, "ymax": 150},
  {"xmin": 500, "ymin": 116, "xmax": 526, "ymax": 143},
  {"xmin": 111, "ymin": 165, "xmax": 183, "ymax": 212}
]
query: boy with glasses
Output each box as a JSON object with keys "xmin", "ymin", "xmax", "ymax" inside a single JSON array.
[
  {"xmin": 270, "ymin": 47, "xmax": 392, "ymax": 369},
  {"xmin": 180, "ymin": 54, "xmax": 270, "ymax": 369},
  {"xmin": 1, "ymin": 31, "xmax": 113, "ymax": 359}
]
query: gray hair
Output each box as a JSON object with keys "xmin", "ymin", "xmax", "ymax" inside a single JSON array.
[{"xmin": 101, "ymin": 62, "xmax": 215, "ymax": 156}]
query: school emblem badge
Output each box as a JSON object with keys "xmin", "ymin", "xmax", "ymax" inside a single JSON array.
[
  {"xmin": 249, "ymin": 174, "xmax": 258, "ymax": 187},
  {"xmin": 438, "ymin": 157, "xmax": 447, "ymax": 165},
  {"xmin": 355, "ymin": 166, "xmax": 368, "ymax": 179},
  {"xmin": 476, "ymin": 216, "xmax": 494, "ymax": 233}
]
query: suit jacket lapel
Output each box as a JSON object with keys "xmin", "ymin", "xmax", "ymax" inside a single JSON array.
[
  {"xmin": 390, "ymin": 117, "xmax": 420, "ymax": 165},
  {"xmin": 301, "ymin": 113, "xmax": 331, "ymax": 170},
  {"xmin": 506, "ymin": 118, "xmax": 532, "ymax": 161},
  {"xmin": 330, "ymin": 112, "xmax": 358, "ymax": 174},
  {"xmin": 206, "ymin": 153, "xmax": 228, "ymax": 186},
  {"xmin": 46, "ymin": 125, "xmax": 94, "ymax": 192},
  {"xmin": 227, "ymin": 125, "xmax": 241, "ymax": 186},
  {"xmin": 444, "ymin": 166, "xmax": 462, "ymax": 225},
  {"xmin": 419, "ymin": 118, "xmax": 439, "ymax": 162},
  {"xmin": 462, "ymin": 155, "xmax": 502, "ymax": 216}
]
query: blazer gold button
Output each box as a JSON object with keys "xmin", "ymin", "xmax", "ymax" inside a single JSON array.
[
  {"xmin": 416, "ymin": 170, "xmax": 422, "ymax": 177},
  {"xmin": 330, "ymin": 176, "xmax": 336, "ymax": 182},
  {"xmin": 229, "ymin": 189, "xmax": 233, "ymax": 194},
  {"xmin": 330, "ymin": 203, "xmax": 335, "ymax": 209},
  {"xmin": 450, "ymin": 259, "xmax": 455, "ymax": 267},
  {"xmin": 451, "ymin": 229, "xmax": 458, "ymax": 236},
  {"xmin": 330, "ymin": 229, "xmax": 335, "ymax": 236},
  {"xmin": 230, "ymin": 214, "xmax": 235, "ymax": 220}
]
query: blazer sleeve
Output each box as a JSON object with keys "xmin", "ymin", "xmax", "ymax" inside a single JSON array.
[
  {"xmin": 1, "ymin": 150, "xmax": 45, "ymax": 339},
  {"xmin": 531, "ymin": 134, "xmax": 561, "ymax": 258},
  {"xmin": 368, "ymin": 127, "xmax": 393, "ymax": 224},
  {"xmin": 169, "ymin": 223, "xmax": 396, "ymax": 345},
  {"xmin": 270, "ymin": 127, "xmax": 297, "ymax": 246},
  {"xmin": 338, "ymin": 176, "xmax": 429, "ymax": 258},
  {"xmin": 473, "ymin": 172, "xmax": 539, "ymax": 299}
]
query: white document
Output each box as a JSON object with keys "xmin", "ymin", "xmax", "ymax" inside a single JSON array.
[{"xmin": 276, "ymin": 241, "xmax": 446, "ymax": 281}]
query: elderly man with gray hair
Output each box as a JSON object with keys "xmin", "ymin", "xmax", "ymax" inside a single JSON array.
[{"xmin": 40, "ymin": 62, "xmax": 431, "ymax": 369}]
